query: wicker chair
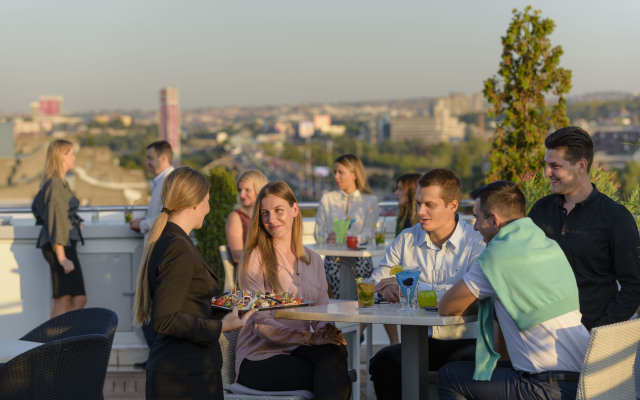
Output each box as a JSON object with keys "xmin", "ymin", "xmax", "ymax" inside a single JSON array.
[
  {"xmin": 220, "ymin": 330, "xmax": 315, "ymax": 400},
  {"xmin": 0, "ymin": 334, "xmax": 114, "ymax": 400},
  {"xmin": 219, "ymin": 245, "xmax": 237, "ymax": 292},
  {"xmin": 576, "ymin": 318, "xmax": 640, "ymax": 400},
  {"xmin": 20, "ymin": 308, "xmax": 118, "ymax": 343}
]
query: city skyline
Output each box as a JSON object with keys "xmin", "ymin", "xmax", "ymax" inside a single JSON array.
[{"xmin": 1, "ymin": 0, "xmax": 639, "ymax": 113}]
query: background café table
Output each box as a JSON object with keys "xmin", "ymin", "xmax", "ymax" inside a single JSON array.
[
  {"xmin": 0, "ymin": 338, "xmax": 43, "ymax": 363},
  {"xmin": 275, "ymin": 300, "xmax": 476, "ymax": 400},
  {"xmin": 306, "ymin": 242, "xmax": 385, "ymax": 299}
]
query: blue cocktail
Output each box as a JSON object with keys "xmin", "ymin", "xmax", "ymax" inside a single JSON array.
[{"xmin": 395, "ymin": 267, "xmax": 421, "ymax": 311}]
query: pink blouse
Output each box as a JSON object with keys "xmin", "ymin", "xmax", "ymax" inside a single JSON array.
[{"xmin": 234, "ymin": 245, "xmax": 331, "ymax": 380}]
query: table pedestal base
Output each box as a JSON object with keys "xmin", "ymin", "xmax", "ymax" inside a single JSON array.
[{"xmin": 401, "ymin": 325, "xmax": 430, "ymax": 400}]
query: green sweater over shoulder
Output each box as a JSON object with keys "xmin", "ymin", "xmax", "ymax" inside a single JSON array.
[{"xmin": 474, "ymin": 217, "xmax": 580, "ymax": 380}]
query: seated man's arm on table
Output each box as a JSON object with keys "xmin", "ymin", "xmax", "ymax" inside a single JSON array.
[{"xmin": 439, "ymin": 279, "xmax": 477, "ymax": 316}]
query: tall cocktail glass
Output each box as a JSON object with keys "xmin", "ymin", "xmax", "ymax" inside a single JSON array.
[{"xmin": 395, "ymin": 267, "xmax": 421, "ymax": 311}]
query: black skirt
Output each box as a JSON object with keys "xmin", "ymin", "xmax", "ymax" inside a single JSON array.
[{"xmin": 41, "ymin": 241, "xmax": 86, "ymax": 298}]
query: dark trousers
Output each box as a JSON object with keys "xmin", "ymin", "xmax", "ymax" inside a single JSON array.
[
  {"xmin": 437, "ymin": 361, "xmax": 578, "ymax": 400},
  {"xmin": 238, "ymin": 344, "xmax": 351, "ymax": 400},
  {"xmin": 142, "ymin": 322, "xmax": 156, "ymax": 348},
  {"xmin": 369, "ymin": 338, "xmax": 476, "ymax": 400},
  {"xmin": 146, "ymin": 370, "xmax": 223, "ymax": 400}
]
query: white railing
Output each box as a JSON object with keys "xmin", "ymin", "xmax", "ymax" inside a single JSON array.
[{"xmin": 0, "ymin": 200, "xmax": 474, "ymax": 345}]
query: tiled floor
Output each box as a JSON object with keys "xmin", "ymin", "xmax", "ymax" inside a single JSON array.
[{"xmin": 103, "ymin": 366, "xmax": 146, "ymax": 399}]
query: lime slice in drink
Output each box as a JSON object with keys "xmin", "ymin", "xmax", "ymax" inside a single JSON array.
[{"xmin": 390, "ymin": 265, "xmax": 404, "ymax": 276}]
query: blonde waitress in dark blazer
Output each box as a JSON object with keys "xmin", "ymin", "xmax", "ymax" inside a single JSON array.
[{"xmin": 133, "ymin": 167, "xmax": 255, "ymax": 400}]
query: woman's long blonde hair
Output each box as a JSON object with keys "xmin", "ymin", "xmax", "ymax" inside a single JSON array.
[
  {"xmin": 133, "ymin": 167, "xmax": 210, "ymax": 326},
  {"xmin": 236, "ymin": 169, "xmax": 268, "ymax": 207},
  {"xmin": 396, "ymin": 172, "xmax": 422, "ymax": 227},
  {"xmin": 43, "ymin": 139, "xmax": 74, "ymax": 182},
  {"xmin": 237, "ymin": 181, "xmax": 309, "ymax": 293},
  {"xmin": 335, "ymin": 154, "xmax": 372, "ymax": 194}
]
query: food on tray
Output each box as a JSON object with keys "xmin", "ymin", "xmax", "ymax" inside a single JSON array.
[{"xmin": 211, "ymin": 290, "xmax": 304, "ymax": 310}]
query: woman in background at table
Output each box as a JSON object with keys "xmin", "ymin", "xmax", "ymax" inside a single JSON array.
[
  {"xmin": 226, "ymin": 169, "xmax": 268, "ymax": 263},
  {"xmin": 133, "ymin": 167, "xmax": 254, "ymax": 400},
  {"xmin": 31, "ymin": 139, "xmax": 87, "ymax": 318},
  {"xmin": 315, "ymin": 154, "xmax": 379, "ymax": 298},
  {"xmin": 380, "ymin": 172, "xmax": 423, "ymax": 346},
  {"xmin": 235, "ymin": 180, "xmax": 352, "ymax": 399},
  {"xmin": 394, "ymin": 172, "xmax": 422, "ymax": 236}
]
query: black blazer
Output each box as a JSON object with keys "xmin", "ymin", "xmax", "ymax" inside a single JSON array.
[{"xmin": 147, "ymin": 222, "xmax": 223, "ymax": 374}]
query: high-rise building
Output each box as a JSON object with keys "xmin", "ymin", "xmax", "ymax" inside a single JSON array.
[
  {"xmin": 0, "ymin": 122, "xmax": 15, "ymax": 159},
  {"xmin": 38, "ymin": 96, "xmax": 63, "ymax": 117},
  {"xmin": 159, "ymin": 87, "xmax": 181, "ymax": 165}
]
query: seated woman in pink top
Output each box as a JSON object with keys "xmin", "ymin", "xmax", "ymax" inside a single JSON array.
[{"xmin": 235, "ymin": 180, "xmax": 352, "ymax": 399}]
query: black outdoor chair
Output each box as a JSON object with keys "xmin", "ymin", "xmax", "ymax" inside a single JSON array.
[
  {"xmin": 0, "ymin": 334, "xmax": 113, "ymax": 400},
  {"xmin": 20, "ymin": 307, "xmax": 118, "ymax": 343}
]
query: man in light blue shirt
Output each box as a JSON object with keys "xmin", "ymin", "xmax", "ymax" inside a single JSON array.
[
  {"xmin": 369, "ymin": 169, "xmax": 485, "ymax": 400},
  {"xmin": 129, "ymin": 141, "xmax": 174, "ymax": 240},
  {"xmin": 128, "ymin": 140, "xmax": 174, "ymax": 368}
]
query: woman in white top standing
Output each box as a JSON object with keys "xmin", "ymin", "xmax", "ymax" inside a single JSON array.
[{"xmin": 316, "ymin": 154, "xmax": 379, "ymax": 298}]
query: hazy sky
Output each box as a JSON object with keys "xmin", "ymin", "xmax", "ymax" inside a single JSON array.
[{"xmin": 1, "ymin": 0, "xmax": 639, "ymax": 113}]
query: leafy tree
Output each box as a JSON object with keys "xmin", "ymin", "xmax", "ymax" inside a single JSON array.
[
  {"xmin": 195, "ymin": 166, "xmax": 237, "ymax": 291},
  {"xmin": 620, "ymin": 161, "xmax": 640, "ymax": 195},
  {"xmin": 484, "ymin": 6, "xmax": 572, "ymax": 183}
]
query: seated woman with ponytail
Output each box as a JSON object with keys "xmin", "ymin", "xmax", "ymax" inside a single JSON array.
[{"xmin": 133, "ymin": 167, "xmax": 255, "ymax": 400}]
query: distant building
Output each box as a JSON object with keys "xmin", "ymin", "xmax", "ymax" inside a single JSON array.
[
  {"xmin": 380, "ymin": 93, "xmax": 479, "ymax": 145},
  {"xmin": 38, "ymin": 96, "xmax": 63, "ymax": 117},
  {"xmin": 376, "ymin": 119, "xmax": 391, "ymax": 142},
  {"xmin": 313, "ymin": 115, "xmax": 331, "ymax": 130},
  {"xmin": 0, "ymin": 123, "xmax": 14, "ymax": 159},
  {"xmin": 298, "ymin": 121, "xmax": 314, "ymax": 139},
  {"xmin": 320, "ymin": 125, "xmax": 345, "ymax": 136},
  {"xmin": 440, "ymin": 92, "xmax": 485, "ymax": 116},
  {"xmin": 159, "ymin": 87, "xmax": 181, "ymax": 165},
  {"xmin": 389, "ymin": 102, "xmax": 466, "ymax": 144},
  {"xmin": 592, "ymin": 128, "xmax": 640, "ymax": 169}
]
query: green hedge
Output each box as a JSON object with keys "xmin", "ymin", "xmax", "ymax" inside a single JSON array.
[{"xmin": 195, "ymin": 166, "xmax": 237, "ymax": 291}]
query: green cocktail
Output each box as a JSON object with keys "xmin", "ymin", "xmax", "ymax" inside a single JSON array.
[
  {"xmin": 418, "ymin": 290, "xmax": 437, "ymax": 308},
  {"xmin": 356, "ymin": 281, "xmax": 375, "ymax": 308}
]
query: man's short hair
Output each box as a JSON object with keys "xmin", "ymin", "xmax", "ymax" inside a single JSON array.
[
  {"xmin": 545, "ymin": 126, "xmax": 594, "ymax": 171},
  {"xmin": 147, "ymin": 140, "xmax": 173, "ymax": 163},
  {"xmin": 470, "ymin": 181, "xmax": 526, "ymax": 221},
  {"xmin": 418, "ymin": 169, "xmax": 462, "ymax": 206}
]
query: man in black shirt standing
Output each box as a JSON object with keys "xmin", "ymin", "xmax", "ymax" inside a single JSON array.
[{"xmin": 528, "ymin": 126, "xmax": 640, "ymax": 330}]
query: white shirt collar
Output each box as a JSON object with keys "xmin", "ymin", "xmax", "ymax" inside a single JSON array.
[
  {"xmin": 340, "ymin": 189, "xmax": 361, "ymax": 198},
  {"xmin": 153, "ymin": 166, "xmax": 174, "ymax": 185},
  {"xmin": 415, "ymin": 214, "xmax": 462, "ymax": 252}
]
